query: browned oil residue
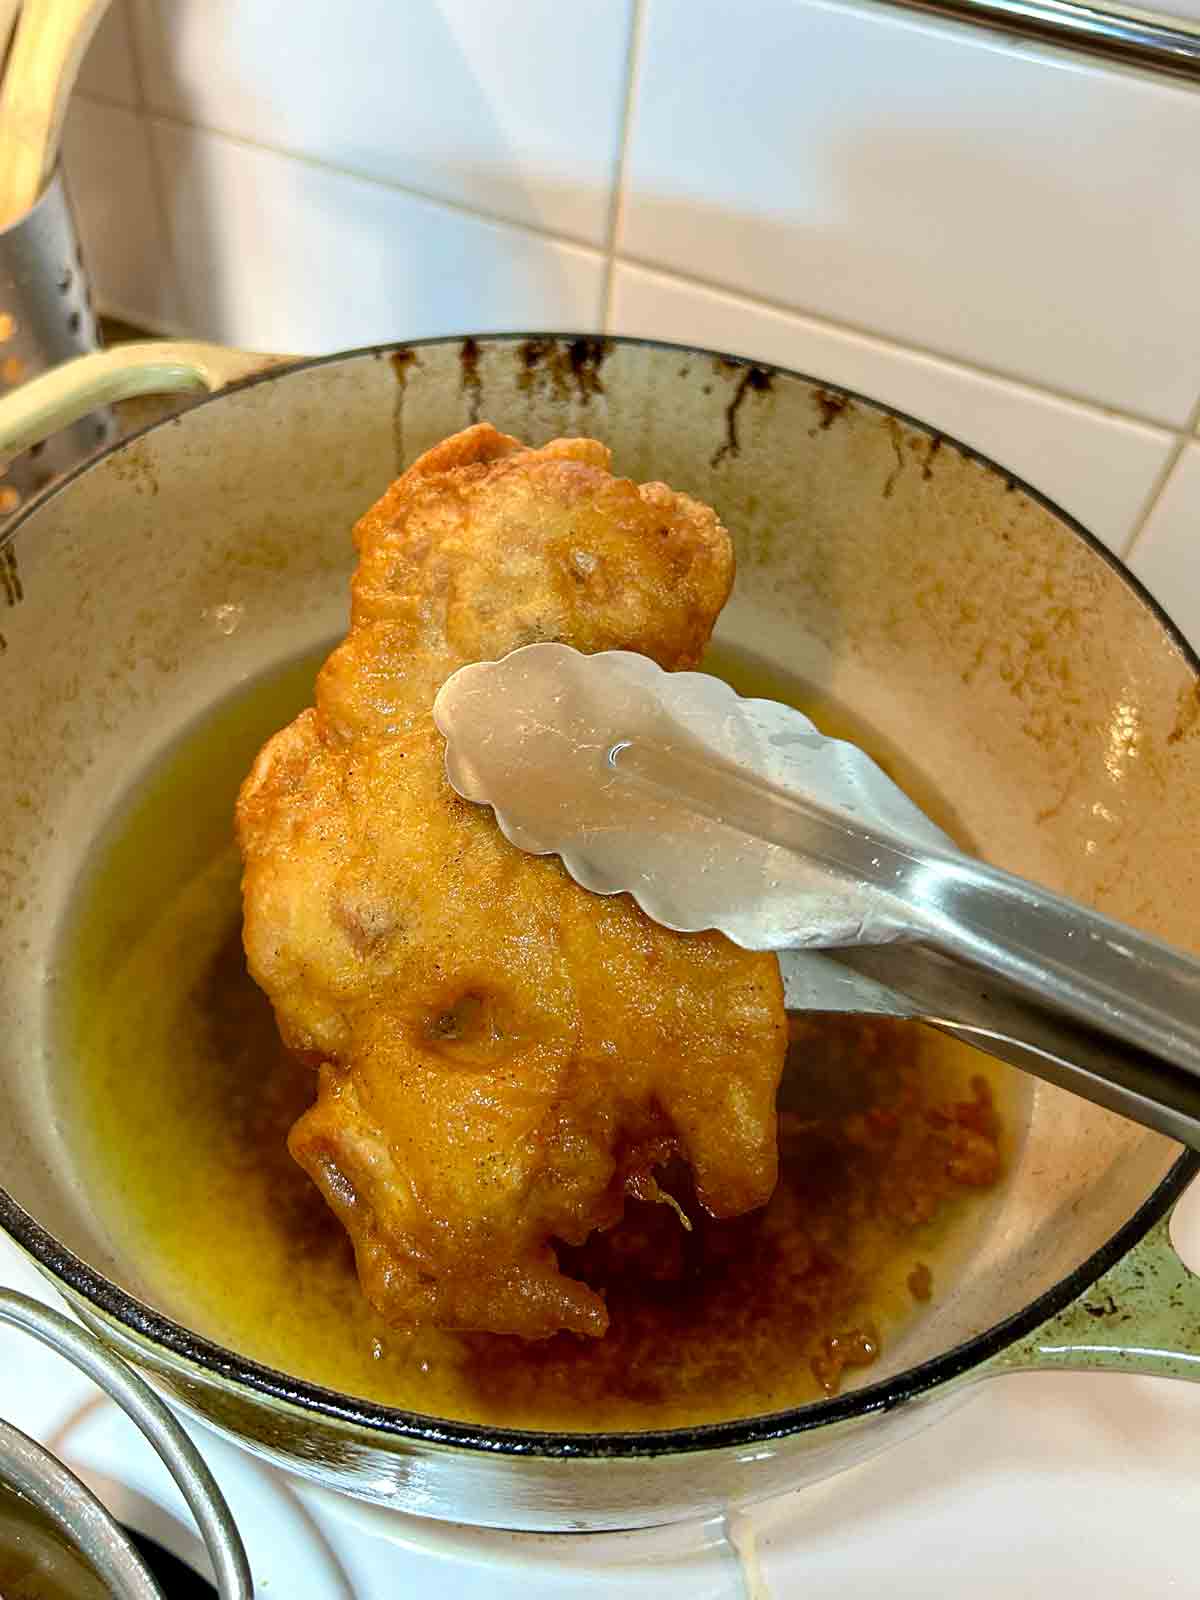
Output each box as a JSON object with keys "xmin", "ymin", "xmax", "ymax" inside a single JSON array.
[
  {"xmin": 0, "ymin": 1479, "xmax": 110, "ymax": 1600},
  {"xmin": 1, "ymin": 542, "xmax": 21, "ymax": 606},
  {"xmin": 814, "ymin": 388, "xmax": 850, "ymax": 431},
  {"xmin": 1081, "ymin": 1293, "xmax": 1122, "ymax": 1321},
  {"xmin": 459, "ymin": 337, "xmax": 483, "ymax": 425},
  {"xmin": 389, "ymin": 348, "xmax": 419, "ymax": 387},
  {"xmin": 462, "ymin": 1022, "xmax": 1003, "ymax": 1418},
  {"xmin": 882, "ymin": 416, "xmax": 906, "ymax": 499},
  {"xmin": 711, "ymin": 363, "xmax": 773, "ymax": 468},
  {"xmin": 922, "ymin": 435, "xmax": 944, "ymax": 481},
  {"xmin": 1167, "ymin": 682, "xmax": 1200, "ymax": 746},
  {"xmin": 109, "ymin": 440, "xmax": 159, "ymax": 498},
  {"xmin": 516, "ymin": 337, "xmax": 610, "ymax": 402},
  {"xmin": 388, "ymin": 347, "xmax": 421, "ymax": 469},
  {"xmin": 907, "ymin": 1261, "xmax": 933, "ymax": 1301}
]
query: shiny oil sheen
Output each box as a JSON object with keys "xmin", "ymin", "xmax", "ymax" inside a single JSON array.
[
  {"xmin": 56, "ymin": 643, "xmax": 1018, "ymax": 1432},
  {"xmin": 0, "ymin": 1481, "xmax": 109, "ymax": 1600}
]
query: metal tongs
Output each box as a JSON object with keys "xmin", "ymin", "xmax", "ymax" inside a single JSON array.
[{"xmin": 433, "ymin": 644, "xmax": 1200, "ymax": 1150}]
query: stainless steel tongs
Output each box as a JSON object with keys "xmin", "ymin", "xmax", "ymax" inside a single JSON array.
[{"xmin": 433, "ymin": 644, "xmax": 1200, "ymax": 1150}]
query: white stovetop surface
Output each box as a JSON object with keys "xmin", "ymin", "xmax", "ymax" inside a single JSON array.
[{"xmin": 4, "ymin": 1227, "xmax": 1200, "ymax": 1599}]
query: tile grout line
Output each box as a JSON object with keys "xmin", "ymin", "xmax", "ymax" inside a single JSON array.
[
  {"xmin": 613, "ymin": 249, "xmax": 1187, "ymax": 436},
  {"xmin": 72, "ymin": 86, "xmax": 139, "ymax": 115},
  {"xmin": 79, "ymin": 57, "xmax": 1176, "ymax": 454},
  {"xmin": 113, "ymin": 8, "xmax": 189, "ymax": 334},
  {"xmin": 74, "ymin": 91, "xmax": 609, "ymax": 263},
  {"xmin": 1118, "ymin": 393, "xmax": 1200, "ymax": 562},
  {"xmin": 69, "ymin": 75, "xmax": 1184, "ymax": 448},
  {"xmin": 93, "ymin": 1, "xmax": 146, "ymax": 115},
  {"xmin": 600, "ymin": 0, "xmax": 648, "ymax": 331}
]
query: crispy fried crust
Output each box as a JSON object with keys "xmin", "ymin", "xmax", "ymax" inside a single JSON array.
[{"xmin": 237, "ymin": 424, "xmax": 786, "ymax": 1339}]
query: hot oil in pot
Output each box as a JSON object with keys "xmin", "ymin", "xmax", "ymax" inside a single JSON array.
[
  {"xmin": 0, "ymin": 1482, "xmax": 110, "ymax": 1600},
  {"xmin": 55, "ymin": 644, "xmax": 1022, "ymax": 1432}
]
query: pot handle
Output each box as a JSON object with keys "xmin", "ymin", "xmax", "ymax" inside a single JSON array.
[
  {"xmin": 0, "ymin": 1290, "xmax": 252, "ymax": 1599},
  {"xmin": 985, "ymin": 1204, "xmax": 1200, "ymax": 1381},
  {"xmin": 0, "ymin": 340, "xmax": 283, "ymax": 456}
]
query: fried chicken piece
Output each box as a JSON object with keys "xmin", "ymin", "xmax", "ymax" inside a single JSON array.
[{"xmin": 237, "ymin": 423, "xmax": 787, "ymax": 1339}]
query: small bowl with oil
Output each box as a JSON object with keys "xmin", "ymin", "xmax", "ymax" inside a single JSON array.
[{"xmin": 0, "ymin": 1291, "xmax": 249, "ymax": 1598}]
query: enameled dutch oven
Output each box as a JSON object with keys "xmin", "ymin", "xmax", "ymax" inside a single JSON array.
[{"xmin": 1, "ymin": 334, "xmax": 1198, "ymax": 1532}]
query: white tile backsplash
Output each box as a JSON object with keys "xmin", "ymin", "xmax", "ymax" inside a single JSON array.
[
  {"xmin": 610, "ymin": 263, "xmax": 1174, "ymax": 554},
  {"xmin": 149, "ymin": 120, "xmax": 605, "ymax": 355},
  {"xmin": 129, "ymin": 0, "xmax": 634, "ymax": 247},
  {"xmin": 620, "ymin": 0, "xmax": 1200, "ymax": 427},
  {"xmin": 1127, "ymin": 444, "xmax": 1200, "ymax": 654},
  {"xmin": 62, "ymin": 98, "xmax": 181, "ymax": 333},
  {"xmin": 44, "ymin": 0, "xmax": 1200, "ymax": 604}
]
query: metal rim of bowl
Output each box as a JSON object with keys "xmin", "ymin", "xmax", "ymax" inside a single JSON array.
[
  {"xmin": 1, "ymin": 331, "xmax": 1197, "ymax": 1461},
  {"xmin": 0, "ymin": 1417, "xmax": 160, "ymax": 1599}
]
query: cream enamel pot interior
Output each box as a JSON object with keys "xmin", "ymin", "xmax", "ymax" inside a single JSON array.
[{"xmin": 1, "ymin": 334, "xmax": 1199, "ymax": 1533}]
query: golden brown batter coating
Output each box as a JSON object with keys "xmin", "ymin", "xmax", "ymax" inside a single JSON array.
[{"xmin": 237, "ymin": 424, "xmax": 787, "ymax": 1339}]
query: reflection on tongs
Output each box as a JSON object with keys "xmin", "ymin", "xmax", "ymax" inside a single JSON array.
[{"xmin": 435, "ymin": 643, "xmax": 1200, "ymax": 1150}]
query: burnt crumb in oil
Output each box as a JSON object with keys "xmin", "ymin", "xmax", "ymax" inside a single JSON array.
[
  {"xmin": 907, "ymin": 1261, "xmax": 933, "ymax": 1301},
  {"xmin": 459, "ymin": 1018, "xmax": 1003, "ymax": 1423}
]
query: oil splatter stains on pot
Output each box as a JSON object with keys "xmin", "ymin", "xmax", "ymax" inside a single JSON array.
[
  {"xmin": 459, "ymin": 338, "xmax": 483, "ymax": 425},
  {"xmin": 515, "ymin": 338, "xmax": 610, "ymax": 402},
  {"xmin": 1167, "ymin": 682, "xmax": 1200, "ymax": 746},
  {"xmin": 711, "ymin": 362, "xmax": 773, "ymax": 468},
  {"xmin": 388, "ymin": 346, "xmax": 422, "ymax": 467},
  {"xmin": 813, "ymin": 388, "xmax": 850, "ymax": 432},
  {"xmin": 1, "ymin": 543, "xmax": 21, "ymax": 606},
  {"xmin": 108, "ymin": 439, "xmax": 160, "ymax": 499},
  {"xmin": 388, "ymin": 348, "xmax": 420, "ymax": 389},
  {"xmin": 882, "ymin": 417, "xmax": 905, "ymax": 499}
]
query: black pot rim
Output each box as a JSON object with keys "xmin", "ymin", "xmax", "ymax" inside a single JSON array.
[{"xmin": 2, "ymin": 330, "xmax": 1197, "ymax": 1461}]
